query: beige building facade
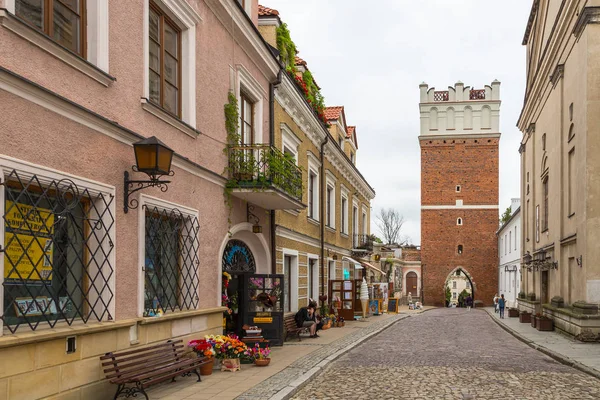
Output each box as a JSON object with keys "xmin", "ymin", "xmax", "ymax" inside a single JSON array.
[{"xmin": 517, "ymin": 0, "xmax": 600, "ymax": 337}]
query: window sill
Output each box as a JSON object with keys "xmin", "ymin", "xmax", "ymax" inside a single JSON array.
[
  {"xmin": 307, "ymin": 217, "xmax": 320, "ymax": 226},
  {"xmin": 325, "ymin": 226, "xmax": 336, "ymax": 233},
  {"xmin": 141, "ymin": 98, "xmax": 200, "ymax": 138},
  {"xmin": 341, "ymin": 232, "xmax": 349, "ymax": 238},
  {"xmin": 0, "ymin": 9, "xmax": 115, "ymax": 87},
  {"xmin": 140, "ymin": 306, "xmax": 227, "ymax": 325},
  {"xmin": 284, "ymin": 209, "xmax": 300, "ymax": 217},
  {"xmin": 0, "ymin": 318, "xmax": 137, "ymax": 349}
]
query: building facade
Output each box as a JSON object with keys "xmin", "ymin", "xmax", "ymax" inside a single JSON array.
[
  {"xmin": 257, "ymin": 6, "xmax": 376, "ymax": 315},
  {"xmin": 517, "ymin": 0, "xmax": 600, "ymax": 337},
  {"xmin": 446, "ymin": 270, "xmax": 472, "ymax": 306},
  {"xmin": 0, "ymin": 0, "xmax": 295, "ymax": 398},
  {"xmin": 419, "ymin": 80, "xmax": 500, "ymax": 307},
  {"xmin": 373, "ymin": 244, "xmax": 421, "ymax": 303},
  {"xmin": 498, "ymin": 199, "xmax": 522, "ymax": 308}
]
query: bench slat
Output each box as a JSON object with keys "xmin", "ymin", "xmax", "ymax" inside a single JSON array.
[
  {"xmin": 111, "ymin": 358, "xmax": 207, "ymax": 384},
  {"xmin": 102, "ymin": 345, "xmax": 185, "ymax": 367},
  {"xmin": 142, "ymin": 362, "xmax": 205, "ymax": 387},
  {"xmin": 100, "ymin": 340, "xmax": 183, "ymax": 360},
  {"xmin": 104, "ymin": 351, "xmax": 188, "ymax": 377}
]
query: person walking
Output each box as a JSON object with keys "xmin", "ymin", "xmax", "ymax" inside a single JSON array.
[
  {"xmin": 493, "ymin": 293, "xmax": 499, "ymax": 313},
  {"xmin": 466, "ymin": 295, "xmax": 473, "ymax": 311},
  {"xmin": 498, "ymin": 294, "xmax": 506, "ymax": 319}
]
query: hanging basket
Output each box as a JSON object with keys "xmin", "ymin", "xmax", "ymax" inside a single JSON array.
[
  {"xmin": 254, "ymin": 358, "xmax": 271, "ymax": 367},
  {"xmin": 200, "ymin": 358, "xmax": 214, "ymax": 375}
]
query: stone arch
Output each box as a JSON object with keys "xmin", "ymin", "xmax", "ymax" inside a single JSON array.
[
  {"xmin": 446, "ymin": 107, "xmax": 455, "ymax": 129},
  {"xmin": 444, "ymin": 266, "xmax": 476, "ymax": 304}
]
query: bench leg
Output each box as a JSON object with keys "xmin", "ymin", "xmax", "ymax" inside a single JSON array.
[{"xmin": 113, "ymin": 383, "xmax": 148, "ymax": 400}]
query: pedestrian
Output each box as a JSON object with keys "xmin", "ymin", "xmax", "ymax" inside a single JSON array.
[
  {"xmin": 466, "ymin": 295, "xmax": 472, "ymax": 311},
  {"xmin": 294, "ymin": 303, "xmax": 319, "ymax": 338},
  {"xmin": 493, "ymin": 293, "xmax": 499, "ymax": 313},
  {"xmin": 498, "ymin": 294, "xmax": 506, "ymax": 319}
]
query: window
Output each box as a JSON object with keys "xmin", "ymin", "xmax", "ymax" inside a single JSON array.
[
  {"xmin": 453, "ymin": 281, "xmax": 457, "ymax": 289},
  {"xmin": 352, "ymin": 205, "xmax": 358, "ymax": 247},
  {"xmin": 504, "ymin": 234, "xmax": 507, "ymax": 255},
  {"xmin": 568, "ymin": 149, "xmax": 575, "ymax": 215},
  {"xmin": 453, "ymin": 292, "xmax": 457, "ymax": 299},
  {"xmin": 16, "ymin": 0, "xmax": 86, "ymax": 55},
  {"xmin": 326, "ymin": 185, "xmax": 333, "ymax": 227},
  {"xmin": 362, "ymin": 211, "xmax": 367, "ymax": 235},
  {"xmin": 240, "ymin": 93, "xmax": 254, "ymax": 144},
  {"xmin": 458, "ymin": 245, "xmax": 463, "ymax": 254},
  {"xmin": 515, "ymin": 227, "xmax": 517, "ymax": 250},
  {"xmin": 509, "ymin": 231, "xmax": 512, "ymax": 253},
  {"xmin": 2, "ymin": 168, "xmax": 115, "ymax": 333},
  {"xmin": 456, "ymin": 185, "xmax": 461, "ymax": 192},
  {"xmin": 338, "ymin": 136, "xmax": 343, "ymax": 147},
  {"xmin": 350, "ymin": 153, "xmax": 355, "ymax": 164},
  {"xmin": 308, "ymin": 259, "xmax": 318, "ymax": 301},
  {"xmin": 281, "ymin": 124, "xmax": 300, "ymax": 165},
  {"xmin": 457, "ymin": 218, "xmax": 462, "ymax": 226},
  {"xmin": 341, "ymin": 195, "xmax": 348, "ymax": 234},
  {"xmin": 149, "ymin": 3, "xmax": 182, "ymax": 117},
  {"xmin": 542, "ymin": 178, "xmax": 549, "ymax": 231},
  {"xmin": 328, "ymin": 260, "xmax": 336, "ymax": 280},
  {"xmin": 143, "ymin": 205, "xmax": 199, "ymax": 316},
  {"xmin": 456, "ymin": 270, "xmax": 460, "ymax": 276},
  {"xmin": 284, "ymin": 256, "xmax": 291, "ymax": 312},
  {"xmin": 308, "ymin": 171, "xmax": 318, "ymax": 219}
]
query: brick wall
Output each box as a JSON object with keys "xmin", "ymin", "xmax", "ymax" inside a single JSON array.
[
  {"xmin": 420, "ymin": 138, "xmax": 499, "ymax": 306},
  {"xmin": 401, "ymin": 247, "xmax": 421, "ymax": 261}
]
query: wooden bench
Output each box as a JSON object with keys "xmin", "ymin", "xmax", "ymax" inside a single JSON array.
[
  {"xmin": 100, "ymin": 339, "xmax": 210, "ymax": 400},
  {"xmin": 284, "ymin": 314, "xmax": 309, "ymax": 342}
]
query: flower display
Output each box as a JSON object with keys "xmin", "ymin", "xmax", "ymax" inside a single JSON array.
[
  {"xmin": 245, "ymin": 343, "xmax": 271, "ymax": 360},
  {"xmin": 188, "ymin": 339, "xmax": 216, "ymax": 359},
  {"xmin": 204, "ymin": 334, "xmax": 248, "ymax": 359}
]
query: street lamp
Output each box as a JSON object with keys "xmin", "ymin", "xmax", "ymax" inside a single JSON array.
[{"xmin": 124, "ymin": 136, "xmax": 174, "ymax": 213}]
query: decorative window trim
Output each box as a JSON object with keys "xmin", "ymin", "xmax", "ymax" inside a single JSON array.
[
  {"xmin": 281, "ymin": 123, "xmax": 301, "ymax": 165},
  {"xmin": 237, "ymin": 64, "xmax": 266, "ymax": 144},
  {"xmin": 0, "ymin": 155, "xmax": 117, "ymax": 335},
  {"xmin": 136, "ymin": 194, "xmax": 199, "ymax": 318},
  {"xmin": 340, "ymin": 188, "xmax": 349, "ymax": 235},
  {"xmin": 282, "ymin": 249, "xmax": 298, "ymax": 312},
  {"xmin": 141, "ymin": 98, "xmax": 200, "ymax": 138},
  {"xmin": 0, "ymin": 6, "xmax": 113, "ymax": 86},
  {"xmin": 325, "ymin": 176, "xmax": 336, "ymax": 229},
  {"xmin": 361, "ymin": 205, "xmax": 368, "ymax": 235},
  {"xmin": 307, "ymin": 254, "xmax": 319, "ymax": 301},
  {"xmin": 457, "ymin": 217, "xmax": 463, "ymax": 226},
  {"xmin": 307, "ymin": 156, "xmax": 320, "ymax": 221},
  {"xmin": 143, "ymin": 0, "xmax": 200, "ymax": 128}
]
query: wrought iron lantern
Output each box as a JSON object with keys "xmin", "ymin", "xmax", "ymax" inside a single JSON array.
[
  {"xmin": 522, "ymin": 251, "xmax": 532, "ymax": 265},
  {"xmin": 124, "ymin": 136, "xmax": 174, "ymax": 213}
]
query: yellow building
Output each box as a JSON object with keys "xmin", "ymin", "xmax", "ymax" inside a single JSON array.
[{"xmin": 258, "ymin": 6, "xmax": 376, "ymax": 315}]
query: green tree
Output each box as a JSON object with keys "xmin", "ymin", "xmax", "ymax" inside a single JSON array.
[
  {"xmin": 445, "ymin": 286, "xmax": 451, "ymax": 305},
  {"xmin": 499, "ymin": 206, "xmax": 512, "ymax": 226}
]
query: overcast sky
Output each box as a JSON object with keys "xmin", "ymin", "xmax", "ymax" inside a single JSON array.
[{"xmin": 264, "ymin": 0, "xmax": 532, "ymax": 244}]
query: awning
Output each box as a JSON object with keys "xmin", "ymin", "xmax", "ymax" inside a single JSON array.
[
  {"xmin": 342, "ymin": 256, "xmax": 363, "ymax": 269},
  {"xmin": 361, "ymin": 262, "xmax": 384, "ymax": 275}
]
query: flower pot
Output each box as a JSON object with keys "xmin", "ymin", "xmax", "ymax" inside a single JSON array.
[
  {"xmin": 212, "ymin": 358, "xmax": 222, "ymax": 370},
  {"xmin": 254, "ymin": 358, "xmax": 271, "ymax": 367},
  {"xmin": 200, "ymin": 359, "xmax": 214, "ymax": 375},
  {"xmin": 508, "ymin": 308, "xmax": 519, "ymax": 318},
  {"xmin": 221, "ymin": 358, "xmax": 241, "ymax": 372},
  {"xmin": 519, "ymin": 312, "xmax": 531, "ymax": 323},
  {"xmin": 537, "ymin": 318, "xmax": 554, "ymax": 331},
  {"xmin": 531, "ymin": 316, "xmax": 537, "ymax": 328}
]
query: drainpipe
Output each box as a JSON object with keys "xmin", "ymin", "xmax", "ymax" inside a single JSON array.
[
  {"xmin": 319, "ymin": 135, "xmax": 329, "ymax": 297},
  {"xmin": 269, "ymin": 70, "xmax": 282, "ymax": 275}
]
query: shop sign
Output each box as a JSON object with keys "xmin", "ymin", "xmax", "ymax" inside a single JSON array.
[
  {"xmin": 253, "ymin": 317, "xmax": 273, "ymax": 324},
  {"xmin": 4, "ymin": 201, "xmax": 54, "ymax": 282}
]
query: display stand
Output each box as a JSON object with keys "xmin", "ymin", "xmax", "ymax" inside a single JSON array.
[{"xmin": 329, "ymin": 280, "xmax": 355, "ymax": 321}]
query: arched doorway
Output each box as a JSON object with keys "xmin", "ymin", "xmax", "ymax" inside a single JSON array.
[
  {"xmin": 444, "ymin": 268, "xmax": 475, "ymax": 307},
  {"xmin": 222, "ymin": 239, "xmax": 256, "ymax": 336},
  {"xmin": 406, "ymin": 272, "xmax": 418, "ymax": 297}
]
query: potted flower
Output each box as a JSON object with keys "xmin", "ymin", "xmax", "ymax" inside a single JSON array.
[
  {"xmin": 519, "ymin": 310, "xmax": 532, "ymax": 323},
  {"xmin": 536, "ymin": 315, "xmax": 554, "ymax": 331},
  {"xmin": 247, "ymin": 343, "xmax": 271, "ymax": 366},
  {"xmin": 188, "ymin": 339, "xmax": 216, "ymax": 375},
  {"xmin": 532, "ymin": 313, "xmax": 542, "ymax": 329},
  {"xmin": 205, "ymin": 334, "xmax": 248, "ymax": 372},
  {"xmin": 508, "ymin": 308, "xmax": 519, "ymax": 318}
]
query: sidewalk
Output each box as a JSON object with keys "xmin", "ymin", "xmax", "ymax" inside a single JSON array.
[
  {"xmin": 484, "ymin": 307, "xmax": 600, "ymax": 379},
  {"xmin": 146, "ymin": 307, "xmax": 431, "ymax": 400}
]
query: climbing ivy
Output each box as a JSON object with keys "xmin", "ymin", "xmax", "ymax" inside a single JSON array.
[{"xmin": 276, "ymin": 23, "xmax": 297, "ymax": 72}]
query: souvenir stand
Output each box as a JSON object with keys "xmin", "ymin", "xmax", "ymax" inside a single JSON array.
[{"xmin": 329, "ymin": 280, "xmax": 355, "ymax": 321}]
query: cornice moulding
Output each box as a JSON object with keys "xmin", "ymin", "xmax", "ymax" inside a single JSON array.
[{"xmin": 573, "ymin": 6, "xmax": 600, "ymax": 39}]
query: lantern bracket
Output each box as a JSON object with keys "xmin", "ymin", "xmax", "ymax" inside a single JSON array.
[{"xmin": 124, "ymin": 168, "xmax": 174, "ymax": 213}]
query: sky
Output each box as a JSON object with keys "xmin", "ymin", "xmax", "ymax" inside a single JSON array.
[{"xmin": 263, "ymin": 0, "xmax": 533, "ymax": 245}]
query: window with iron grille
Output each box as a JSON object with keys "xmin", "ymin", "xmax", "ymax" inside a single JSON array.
[
  {"xmin": 143, "ymin": 206, "xmax": 199, "ymax": 316},
  {"xmin": 2, "ymin": 169, "xmax": 115, "ymax": 333}
]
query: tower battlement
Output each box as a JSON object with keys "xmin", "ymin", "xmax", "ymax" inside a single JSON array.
[{"xmin": 419, "ymin": 80, "xmax": 501, "ymax": 137}]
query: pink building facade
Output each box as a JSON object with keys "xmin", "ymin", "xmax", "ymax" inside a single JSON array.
[{"xmin": 0, "ymin": 0, "xmax": 294, "ymax": 398}]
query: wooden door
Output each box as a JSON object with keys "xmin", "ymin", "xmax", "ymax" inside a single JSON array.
[{"xmin": 406, "ymin": 272, "xmax": 418, "ymax": 296}]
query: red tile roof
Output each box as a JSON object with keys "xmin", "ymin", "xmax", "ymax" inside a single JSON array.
[
  {"xmin": 346, "ymin": 126, "xmax": 355, "ymax": 138},
  {"xmin": 324, "ymin": 106, "xmax": 344, "ymax": 121},
  {"xmin": 258, "ymin": 5, "xmax": 279, "ymax": 16},
  {"xmin": 295, "ymin": 56, "xmax": 307, "ymax": 66}
]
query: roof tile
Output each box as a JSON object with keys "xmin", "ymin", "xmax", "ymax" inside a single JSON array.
[
  {"xmin": 324, "ymin": 106, "xmax": 344, "ymax": 121},
  {"xmin": 258, "ymin": 4, "xmax": 279, "ymax": 16}
]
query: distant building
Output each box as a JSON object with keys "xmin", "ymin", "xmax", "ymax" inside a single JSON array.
[
  {"xmin": 419, "ymin": 80, "xmax": 501, "ymax": 307},
  {"xmin": 374, "ymin": 244, "xmax": 421, "ymax": 303},
  {"xmin": 497, "ymin": 199, "xmax": 522, "ymax": 308},
  {"xmin": 446, "ymin": 270, "xmax": 472, "ymax": 305}
]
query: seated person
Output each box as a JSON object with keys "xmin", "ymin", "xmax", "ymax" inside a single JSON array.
[
  {"xmin": 295, "ymin": 303, "xmax": 319, "ymax": 338},
  {"xmin": 308, "ymin": 300, "xmax": 324, "ymax": 332}
]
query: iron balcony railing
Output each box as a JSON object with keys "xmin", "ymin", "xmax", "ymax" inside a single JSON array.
[
  {"xmin": 353, "ymin": 234, "xmax": 374, "ymax": 252},
  {"xmin": 228, "ymin": 144, "xmax": 303, "ymax": 201}
]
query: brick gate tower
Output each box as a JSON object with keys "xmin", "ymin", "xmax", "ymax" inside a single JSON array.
[{"xmin": 419, "ymin": 81, "xmax": 500, "ymax": 307}]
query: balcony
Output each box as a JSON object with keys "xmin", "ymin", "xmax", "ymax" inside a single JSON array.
[
  {"xmin": 227, "ymin": 144, "xmax": 305, "ymax": 210},
  {"xmin": 352, "ymin": 234, "xmax": 374, "ymax": 254}
]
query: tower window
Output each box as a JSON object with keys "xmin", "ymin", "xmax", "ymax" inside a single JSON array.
[
  {"xmin": 456, "ymin": 185, "xmax": 461, "ymax": 192},
  {"xmin": 457, "ymin": 218, "xmax": 463, "ymax": 226},
  {"xmin": 458, "ymin": 245, "xmax": 463, "ymax": 254}
]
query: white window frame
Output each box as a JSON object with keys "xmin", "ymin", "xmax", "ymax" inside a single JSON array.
[
  {"xmin": 281, "ymin": 123, "xmax": 301, "ymax": 165},
  {"xmin": 143, "ymin": 0, "xmax": 201, "ymax": 128},
  {"xmin": 307, "ymin": 153, "xmax": 320, "ymax": 221},
  {"xmin": 237, "ymin": 64, "xmax": 266, "ymax": 144},
  {"xmin": 307, "ymin": 255, "xmax": 319, "ymax": 302},
  {"xmin": 328, "ymin": 259, "xmax": 336, "ymax": 280},
  {"xmin": 352, "ymin": 201, "xmax": 359, "ymax": 246},
  {"xmin": 137, "ymin": 194, "xmax": 200, "ymax": 318},
  {"xmin": 362, "ymin": 205, "xmax": 368, "ymax": 235},
  {"xmin": 325, "ymin": 173, "xmax": 336, "ymax": 229},
  {"xmin": 457, "ymin": 217, "xmax": 463, "ymax": 226},
  {"xmin": 282, "ymin": 249, "xmax": 299, "ymax": 312},
  {"xmin": 0, "ymin": 155, "xmax": 117, "ymax": 335},
  {"xmin": 340, "ymin": 186, "xmax": 349, "ymax": 235}
]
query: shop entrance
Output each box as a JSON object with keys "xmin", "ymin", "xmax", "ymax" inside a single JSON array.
[
  {"xmin": 444, "ymin": 268, "xmax": 474, "ymax": 307},
  {"xmin": 406, "ymin": 272, "xmax": 418, "ymax": 297}
]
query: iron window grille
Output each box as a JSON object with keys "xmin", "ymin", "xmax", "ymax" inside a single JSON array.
[
  {"xmin": 2, "ymin": 169, "xmax": 115, "ymax": 333},
  {"xmin": 143, "ymin": 206, "xmax": 199, "ymax": 317}
]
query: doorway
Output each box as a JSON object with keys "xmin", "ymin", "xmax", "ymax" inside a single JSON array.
[
  {"xmin": 444, "ymin": 268, "xmax": 474, "ymax": 307},
  {"xmin": 406, "ymin": 272, "xmax": 418, "ymax": 297},
  {"xmin": 222, "ymin": 239, "xmax": 256, "ymax": 336}
]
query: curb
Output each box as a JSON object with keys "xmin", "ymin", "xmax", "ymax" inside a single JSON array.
[
  {"xmin": 267, "ymin": 314, "xmax": 412, "ymax": 400},
  {"xmin": 484, "ymin": 309, "xmax": 600, "ymax": 381}
]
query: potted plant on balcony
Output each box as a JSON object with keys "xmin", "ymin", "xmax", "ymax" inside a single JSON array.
[
  {"xmin": 536, "ymin": 315, "xmax": 554, "ymax": 331},
  {"xmin": 519, "ymin": 310, "xmax": 531, "ymax": 323}
]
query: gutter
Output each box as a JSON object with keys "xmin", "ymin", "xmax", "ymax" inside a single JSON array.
[{"xmin": 319, "ymin": 135, "xmax": 329, "ymax": 297}]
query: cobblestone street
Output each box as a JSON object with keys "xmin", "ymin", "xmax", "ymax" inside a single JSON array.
[{"xmin": 292, "ymin": 309, "xmax": 600, "ymax": 400}]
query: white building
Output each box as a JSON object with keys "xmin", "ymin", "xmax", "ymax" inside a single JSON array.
[{"xmin": 498, "ymin": 198, "xmax": 522, "ymax": 308}]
